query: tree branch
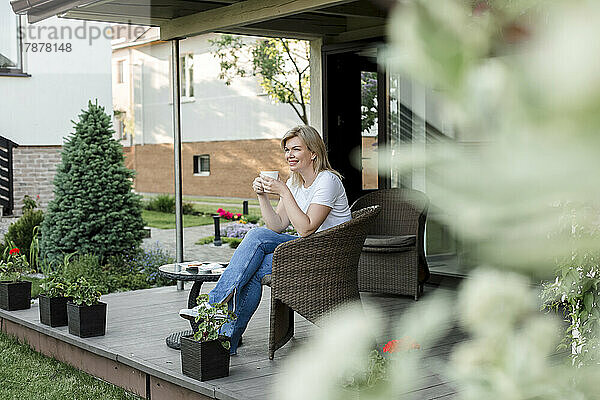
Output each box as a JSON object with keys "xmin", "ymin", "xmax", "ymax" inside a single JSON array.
[{"xmin": 281, "ymin": 39, "xmax": 308, "ymax": 123}]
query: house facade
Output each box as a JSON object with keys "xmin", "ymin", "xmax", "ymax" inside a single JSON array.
[
  {"xmin": 0, "ymin": 8, "xmax": 112, "ymax": 214},
  {"xmin": 111, "ymin": 27, "xmax": 301, "ymax": 198}
]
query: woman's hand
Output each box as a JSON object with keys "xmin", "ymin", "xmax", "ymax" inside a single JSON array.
[
  {"xmin": 252, "ymin": 176, "xmax": 265, "ymax": 195},
  {"xmin": 261, "ymin": 176, "xmax": 287, "ymax": 196}
]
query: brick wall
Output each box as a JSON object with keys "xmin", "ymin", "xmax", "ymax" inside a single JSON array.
[
  {"xmin": 12, "ymin": 146, "xmax": 62, "ymax": 215},
  {"xmin": 11, "ymin": 140, "xmax": 287, "ymax": 217},
  {"xmin": 125, "ymin": 139, "xmax": 290, "ymax": 198}
]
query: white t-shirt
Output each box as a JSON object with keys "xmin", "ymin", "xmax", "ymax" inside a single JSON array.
[{"xmin": 286, "ymin": 170, "xmax": 351, "ymax": 232}]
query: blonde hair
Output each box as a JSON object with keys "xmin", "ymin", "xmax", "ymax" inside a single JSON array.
[{"xmin": 281, "ymin": 125, "xmax": 342, "ymax": 187}]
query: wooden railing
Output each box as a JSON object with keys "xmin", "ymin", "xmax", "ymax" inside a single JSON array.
[{"xmin": 0, "ymin": 136, "xmax": 17, "ymax": 216}]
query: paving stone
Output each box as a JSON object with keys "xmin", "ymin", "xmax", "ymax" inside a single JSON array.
[{"xmin": 142, "ymin": 223, "xmax": 237, "ymax": 262}]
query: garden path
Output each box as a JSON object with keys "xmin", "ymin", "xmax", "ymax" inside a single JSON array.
[{"xmin": 142, "ymin": 223, "xmax": 237, "ymax": 262}]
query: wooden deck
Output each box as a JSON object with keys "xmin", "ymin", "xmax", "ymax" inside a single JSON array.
[{"xmin": 0, "ymin": 278, "xmax": 464, "ymax": 400}]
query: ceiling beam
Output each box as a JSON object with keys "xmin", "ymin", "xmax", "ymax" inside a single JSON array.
[
  {"xmin": 326, "ymin": 23, "xmax": 384, "ymax": 43},
  {"xmin": 244, "ymin": 13, "xmax": 346, "ymax": 36},
  {"xmin": 159, "ymin": 0, "xmax": 354, "ymax": 40},
  {"xmin": 62, "ymin": 10, "xmax": 169, "ymax": 25},
  {"xmin": 220, "ymin": 26, "xmax": 319, "ymax": 40},
  {"xmin": 315, "ymin": 0, "xmax": 386, "ymax": 18}
]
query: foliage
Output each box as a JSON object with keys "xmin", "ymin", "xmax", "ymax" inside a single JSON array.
[
  {"xmin": 145, "ymin": 194, "xmax": 175, "ymax": 213},
  {"xmin": 192, "ymin": 294, "xmax": 236, "ymax": 350},
  {"xmin": 195, "ymin": 237, "xmax": 214, "ymax": 246},
  {"xmin": 40, "ymin": 101, "xmax": 145, "ymax": 265},
  {"xmin": 244, "ymin": 214, "xmax": 261, "ymax": 224},
  {"xmin": 108, "ymin": 243, "xmax": 174, "ymax": 287},
  {"xmin": 210, "ymin": 35, "xmax": 310, "ymax": 124},
  {"xmin": 144, "ymin": 194, "xmax": 195, "ymax": 214},
  {"xmin": 58, "ymin": 254, "xmax": 107, "ymax": 292},
  {"xmin": 224, "ymin": 222, "xmax": 258, "ymax": 238},
  {"xmin": 24, "ymin": 276, "xmax": 44, "ymax": 299},
  {"xmin": 283, "ymin": 224, "xmax": 298, "ymax": 236},
  {"xmin": 4, "ymin": 209, "xmax": 44, "ymax": 267},
  {"xmin": 66, "ymin": 277, "xmax": 102, "ymax": 306},
  {"xmin": 344, "ymin": 349, "xmax": 388, "ymax": 391},
  {"xmin": 182, "ymin": 202, "xmax": 195, "ymax": 215},
  {"xmin": 22, "ymin": 194, "xmax": 39, "ymax": 213},
  {"xmin": 541, "ymin": 222, "xmax": 600, "ymax": 366},
  {"xmin": 344, "ymin": 338, "xmax": 421, "ymax": 391},
  {"xmin": 39, "ymin": 273, "xmax": 70, "ymax": 298},
  {"xmin": 51, "ymin": 247, "xmax": 173, "ymax": 294},
  {"xmin": 0, "ymin": 246, "xmax": 31, "ymax": 282},
  {"xmin": 0, "ymin": 331, "xmax": 142, "ymax": 399},
  {"xmin": 361, "ymin": 71, "xmax": 378, "ymax": 134},
  {"xmin": 195, "ymin": 236, "xmax": 242, "ymax": 249}
]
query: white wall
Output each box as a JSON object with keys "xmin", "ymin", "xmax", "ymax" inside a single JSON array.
[
  {"xmin": 0, "ymin": 17, "xmax": 112, "ymax": 146},
  {"xmin": 123, "ymin": 33, "xmax": 302, "ymax": 145}
]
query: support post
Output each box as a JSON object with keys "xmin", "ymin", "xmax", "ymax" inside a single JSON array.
[
  {"xmin": 242, "ymin": 200, "xmax": 249, "ymax": 215},
  {"xmin": 213, "ymin": 215, "xmax": 222, "ymax": 246},
  {"xmin": 171, "ymin": 39, "xmax": 184, "ymax": 291}
]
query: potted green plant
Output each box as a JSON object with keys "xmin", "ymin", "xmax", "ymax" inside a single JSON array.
[
  {"xmin": 66, "ymin": 277, "xmax": 106, "ymax": 338},
  {"xmin": 38, "ymin": 274, "xmax": 71, "ymax": 327},
  {"xmin": 180, "ymin": 294, "xmax": 235, "ymax": 381},
  {"xmin": 0, "ymin": 247, "xmax": 32, "ymax": 311}
]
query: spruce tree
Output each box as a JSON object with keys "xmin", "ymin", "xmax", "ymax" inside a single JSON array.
[{"xmin": 41, "ymin": 101, "xmax": 144, "ymax": 264}]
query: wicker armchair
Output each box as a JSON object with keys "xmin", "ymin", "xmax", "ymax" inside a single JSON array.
[
  {"xmin": 262, "ymin": 205, "xmax": 380, "ymax": 359},
  {"xmin": 350, "ymin": 189, "xmax": 430, "ymax": 300}
]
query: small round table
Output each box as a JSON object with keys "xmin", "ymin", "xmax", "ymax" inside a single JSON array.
[{"xmin": 159, "ymin": 262, "xmax": 228, "ymax": 349}]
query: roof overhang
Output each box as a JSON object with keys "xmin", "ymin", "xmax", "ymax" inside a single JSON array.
[{"xmin": 11, "ymin": 0, "xmax": 390, "ymax": 43}]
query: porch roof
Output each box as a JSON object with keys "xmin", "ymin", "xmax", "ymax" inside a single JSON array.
[{"xmin": 11, "ymin": 0, "xmax": 390, "ymax": 42}]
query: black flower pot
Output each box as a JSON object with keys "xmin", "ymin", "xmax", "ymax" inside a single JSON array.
[
  {"xmin": 181, "ymin": 335, "xmax": 230, "ymax": 381},
  {"xmin": 67, "ymin": 302, "xmax": 107, "ymax": 338},
  {"xmin": 39, "ymin": 295, "xmax": 71, "ymax": 327},
  {"xmin": 0, "ymin": 280, "xmax": 32, "ymax": 311}
]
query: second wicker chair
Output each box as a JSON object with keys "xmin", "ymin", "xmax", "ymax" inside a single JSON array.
[{"xmin": 350, "ymin": 189, "xmax": 430, "ymax": 300}]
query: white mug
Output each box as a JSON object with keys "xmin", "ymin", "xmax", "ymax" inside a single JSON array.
[{"xmin": 260, "ymin": 171, "xmax": 279, "ymax": 180}]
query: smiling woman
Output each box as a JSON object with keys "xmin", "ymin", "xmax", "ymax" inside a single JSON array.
[{"xmin": 180, "ymin": 125, "xmax": 352, "ymax": 355}]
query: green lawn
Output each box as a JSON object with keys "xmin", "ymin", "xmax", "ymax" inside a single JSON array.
[
  {"xmin": 143, "ymin": 195, "xmax": 277, "ymax": 207},
  {"xmin": 142, "ymin": 200, "xmax": 269, "ymax": 229},
  {"xmin": 182, "ymin": 196, "xmax": 262, "ymax": 206},
  {"xmin": 142, "ymin": 210, "xmax": 214, "ymax": 229},
  {"xmin": 0, "ymin": 331, "xmax": 141, "ymax": 400}
]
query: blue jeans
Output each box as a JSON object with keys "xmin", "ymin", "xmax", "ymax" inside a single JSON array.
[{"xmin": 208, "ymin": 227, "xmax": 296, "ymax": 354}]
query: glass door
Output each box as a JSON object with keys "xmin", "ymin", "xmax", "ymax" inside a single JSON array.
[
  {"xmin": 387, "ymin": 71, "xmax": 457, "ymax": 257},
  {"xmin": 361, "ymin": 70, "xmax": 379, "ymax": 190}
]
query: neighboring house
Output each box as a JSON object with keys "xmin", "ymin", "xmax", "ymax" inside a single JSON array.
[
  {"xmin": 111, "ymin": 26, "xmax": 300, "ymax": 198},
  {"xmin": 0, "ymin": 7, "xmax": 112, "ymax": 215}
]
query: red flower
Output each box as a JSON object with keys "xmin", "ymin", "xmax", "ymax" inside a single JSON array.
[
  {"xmin": 383, "ymin": 340, "xmax": 398, "ymax": 353},
  {"xmin": 9, "ymin": 248, "xmax": 20, "ymax": 255},
  {"xmin": 236, "ymin": 213, "xmax": 242, "ymax": 217},
  {"xmin": 217, "ymin": 208, "xmax": 224, "ymax": 213},
  {"xmin": 383, "ymin": 337, "xmax": 420, "ymax": 353}
]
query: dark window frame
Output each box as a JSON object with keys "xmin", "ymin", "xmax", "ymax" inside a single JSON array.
[
  {"xmin": 0, "ymin": 15, "xmax": 27, "ymax": 77},
  {"xmin": 117, "ymin": 60, "xmax": 125, "ymax": 84},
  {"xmin": 193, "ymin": 154, "xmax": 210, "ymax": 176},
  {"xmin": 180, "ymin": 53, "xmax": 194, "ymax": 98}
]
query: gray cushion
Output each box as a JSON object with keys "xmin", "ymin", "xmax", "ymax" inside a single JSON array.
[{"xmin": 364, "ymin": 235, "xmax": 416, "ymax": 248}]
